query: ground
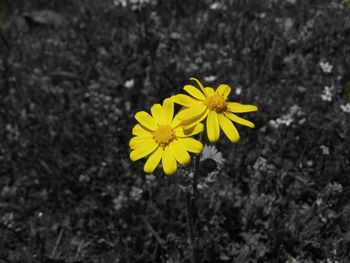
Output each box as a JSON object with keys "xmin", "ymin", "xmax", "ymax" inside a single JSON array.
[{"xmin": 0, "ymin": 0, "xmax": 350, "ymax": 262}]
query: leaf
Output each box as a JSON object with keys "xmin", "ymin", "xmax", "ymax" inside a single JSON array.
[
  {"xmin": 219, "ymin": 253, "xmax": 230, "ymax": 261},
  {"xmin": 256, "ymin": 242, "xmax": 268, "ymax": 259},
  {"xmin": 24, "ymin": 10, "xmax": 67, "ymax": 28},
  {"xmin": 235, "ymin": 244, "xmax": 250, "ymax": 263}
]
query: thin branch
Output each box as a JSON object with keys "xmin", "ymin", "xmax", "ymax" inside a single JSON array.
[
  {"xmin": 50, "ymin": 228, "xmax": 64, "ymax": 259},
  {"xmin": 0, "ymin": 31, "xmax": 10, "ymax": 51},
  {"xmin": 141, "ymin": 215, "xmax": 166, "ymax": 249},
  {"xmin": 186, "ymin": 191, "xmax": 199, "ymax": 263}
]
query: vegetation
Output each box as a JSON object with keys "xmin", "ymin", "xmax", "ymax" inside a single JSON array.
[{"xmin": 0, "ymin": 0, "xmax": 350, "ymax": 262}]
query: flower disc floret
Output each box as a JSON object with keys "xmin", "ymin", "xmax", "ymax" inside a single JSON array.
[
  {"xmin": 153, "ymin": 125, "xmax": 176, "ymax": 147},
  {"xmin": 205, "ymin": 94, "xmax": 227, "ymax": 113}
]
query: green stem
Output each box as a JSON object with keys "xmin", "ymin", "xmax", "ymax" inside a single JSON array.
[
  {"xmin": 186, "ymin": 133, "xmax": 203, "ymax": 263},
  {"xmin": 193, "ymin": 153, "xmax": 200, "ymax": 195},
  {"xmin": 186, "ymin": 190, "xmax": 198, "ymax": 263}
]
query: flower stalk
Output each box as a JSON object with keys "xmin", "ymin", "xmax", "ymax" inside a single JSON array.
[
  {"xmin": 185, "ymin": 133, "xmax": 203, "ymax": 263},
  {"xmin": 186, "ymin": 188, "xmax": 198, "ymax": 263}
]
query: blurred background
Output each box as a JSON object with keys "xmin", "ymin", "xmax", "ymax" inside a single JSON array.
[{"xmin": 0, "ymin": 0, "xmax": 350, "ymax": 262}]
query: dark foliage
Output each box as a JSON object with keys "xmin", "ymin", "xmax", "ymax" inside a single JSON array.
[{"xmin": 0, "ymin": 0, "xmax": 350, "ymax": 262}]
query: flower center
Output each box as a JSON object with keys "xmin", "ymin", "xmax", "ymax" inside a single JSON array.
[
  {"xmin": 153, "ymin": 125, "xmax": 176, "ymax": 147},
  {"xmin": 205, "ymin": 93, "xmax": 227, "ymax": 113}
]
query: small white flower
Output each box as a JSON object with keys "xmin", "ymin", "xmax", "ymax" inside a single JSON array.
[
  {"xmin": 114, "ymin": 0, "xmax": 155, "ymax": 10},
  {"xmin": 306, "ymin": 160, "xmax": 314, "ymax": 167},
  {"xmin": 320, "ymin": 86, "xmax": 334, "ymax": 102},
  {"xmin": 170, "ymin": 32, "xmax": 181, "ymax": 40},
  {"xmin": 203, "ymin": 75, "xmax": 217, "ymax": 82},
  {"xmin": 197, "ymin": 183, "xmax": 209, "ymax": 190},
  {"xmin": 235, "ymin": 86, "xmax": 242, "ymax": 95},
  {"xmin": 210, "ymin": 2, "xmax": 223, "ymax": 10},
  {"xmin": 113, "ymin": 0, "xmax": 127, "ymax": 7},
  {"xmin": 130, "ymin": 186, "xmax": 143, "ymax": 201},
  {"xmin": 79, "ymin": 174, "xmax": 90, "ymax": 182},
  {"xmin": 259, "ymin": 13, "xmax": 266, "ymax": 19},
  {"xmin": 278, "ymin": 117, "xmax": 293, "ymax": 126},
  {"xmin": 201, "ymin": 145, "xmax": 225, "ymax": 169},
  {"xmin": 289, "ymin": 104, "xmax": 303, "ymax": 115},
  {"xmin": 2, "ymin": 213, "xmax": 14, "ymax": 227},
  {"xmin": 253, "ymin": 157, "xmax": 267, "ymax": 172},
  {"xmin": 319, "ymin": 61, "xmax": 333, "ymax": 73},
  {"xmin": 320, "ymin": 145, "xmax": 329, "ymax": 155},
  {"xmin": 269, "ymin": 104, "xmax": 304, "ymax": 128},
  {"xmin": 325, "ymin": 182, "xmax": 343, "ymax": 195},
  {"xmin": 113, "ymin": 193, "xmax": 126, "ymax": 210},
  {"xmin": 130, "ymin": 0, "xmax": 155, "ymax": 10},
  {"xmin": 145, "ymin": 174, "xmax": 156, "ymax": 181},
  {"xmin": 268, "ymin": 119, "xmax": 279, "ymax": 129},
  {"xmin": 340, "ymin": 103, "xmax": 350, "ymax": 113},
  {"xmin": 124, "ymin": 79, "xmax": 134, "ymax": 89}
]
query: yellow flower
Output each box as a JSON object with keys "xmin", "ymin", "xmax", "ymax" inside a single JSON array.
[
  {"xmin": 171, "ymin": 77, "xmax": 258, "ymax": 143},
  {"xmin": 129, "ymin": 98, "xmax": 204, "ymax": 175}
]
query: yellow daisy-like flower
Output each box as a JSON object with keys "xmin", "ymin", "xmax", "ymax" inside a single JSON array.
[
  {"xmin": 171, "ymin": 77, "xmax": 258, "ymax": 143},
  {"xmin": 129, "ymin": 98, "xmax": 204, "ymax": 175}
]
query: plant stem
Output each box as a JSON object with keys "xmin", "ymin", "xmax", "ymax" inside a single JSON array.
[
  {"xmin": 186, "ymin": 154, "xmax": 201, "ymax": 263},
  {"xmin": 186, "ymin": 190, "xmax": 198, "ymax": 263},
  {"xmin": 193, "ymin": 153, "xmax": 200, "ymax": 195}
]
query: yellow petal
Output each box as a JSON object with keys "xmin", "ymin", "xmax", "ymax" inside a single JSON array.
[
  {"xmin": 175, "ymin": 123, "xmax": 204, "ymax": 137},
  {"xmin": 185, "ymin": 122, "xmax": 204, "ymax": 135},
  {"xmin": 227, "ymin": 102, "xmax": 258, "ymax": 113},
  {"xmin": 184, "ymin": 84, "xmax": 205, "ymax": 100},
  {"xmin": 171, "ymin": 94, "xmax": 202, "ymax": 107},
  {"xmin": 178, "ymin": 138, "xmax": 203, "ymax": 154},
  {"xmin": 224, "ymin": 112, "xmax": 255, "ymax": 128},
  {"xmin": 143, "ymin": 147, "xmax": 163, "ymax": 173},
  {"xmin": 135, "ymin": 111, "xmax": 158, "ymax": 131},
  {"xmin": 130, "ymin": 142, "xmax": 158, "ymax": 161},
  {"xmin": 132, "ymin": 124, "xmax": 152, "ymax": 136},
  {"xmin": 176, "ymin": 104, "xmax": 206, "ymax": 121},
  {"xmin": 169, "ymin": 140, "xmax": 190, "ymax": 165},
  {"xmin": 150, "ymin": 104, "xmax": 163, "ymax": 125},
  {"xmin": 204, "ymin": 87, "xmax": 215, "ymax": 97},
  {"xmin": 170, "ymin": 115, "xmax": 182, "ymax": 128},
  {"xmin": 162, "ymin": 147, "xmax": 177, "ymax": 175},
  {"xmin": 216, "ymin": 84, "xmax": 231, "ymax": 98},
  {"xmin": 129, "ymin": 136, "xmax": 154, "ymax": 149},
  {"xmin": 189, "ymin": 77, "xmax": 208, "ymax": 97},
  {"xmin": 181, "ymin": 108, "xmax": 209, "ymax": 130},
  {"xmin": 218, "ymin": 114, "xmax": 240, "ymax": 143},
  {"xmin": 161, "ymin": 98, "xmax": 174, "ymax": 125},
  {"xmin": 206, "ymin": 111, "xmax": 220, "ymax": 142}
]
